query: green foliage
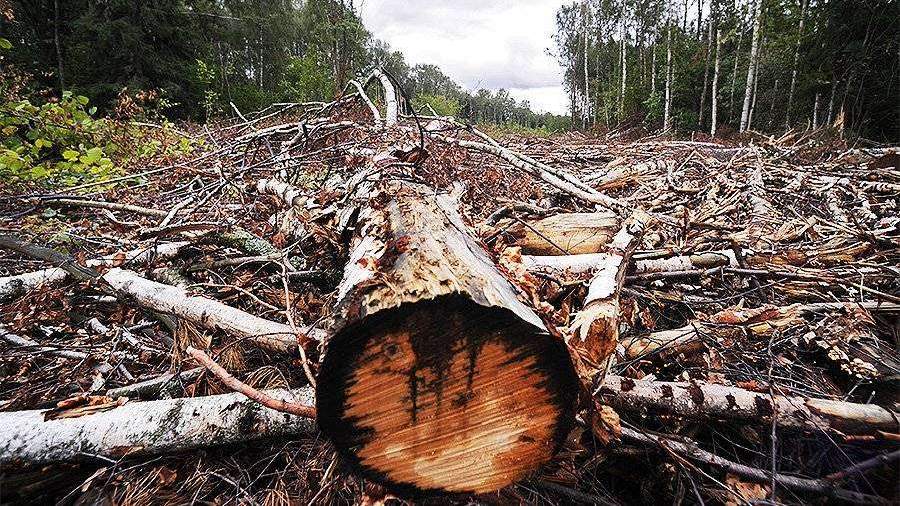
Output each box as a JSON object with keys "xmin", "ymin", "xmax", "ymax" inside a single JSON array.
[
  {"xmin": 412, "ymin": 94, "xmax": 460, "ymax": 117},
  {"xmin": 0, "ymin": 89, "xmax": 195, "ymax": 186},
  {"xmin": 194, "ymin": 59, "xmax": 220, "ymax": 120},
  {"xmin": 280, "ymin": 52, "xmax": 334, "ymax": 103},
  {"xmin": 0, "ymin": 92, "xmax": 119, "ymax": 184}
]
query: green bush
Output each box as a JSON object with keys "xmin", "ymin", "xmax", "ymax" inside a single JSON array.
[{"xmin": 0, "ymin": 92, "xmax": 120, "ymax": 184}]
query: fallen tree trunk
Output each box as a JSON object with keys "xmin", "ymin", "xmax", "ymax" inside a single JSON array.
[
  {"xmin": 0, "ymin": 388, "xmax": 314, "ymax": 466},
  {"xmin": 100, "ymin": 268, "xmax": 301, "ymax": 353},
  {"xmin": 599, "ymin": 375, "xmax": 899, "ymax": 435},
  {"xmin": 0, "ymin": 241, "xmax": 188, "ymax": 302},
  {"xmin": 522, "ymin": 248, "xmax": 737, "ymax": 283},
  {"xmin": 502, "ymin": 211, "xmax": 619, "ymax": 255},
  {"xmin": 315, "ymin": 149, "xmax": 578, "ymax": 495}
]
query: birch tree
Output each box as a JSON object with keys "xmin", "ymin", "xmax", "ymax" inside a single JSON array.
[
  {"xmin": 739, "ymin": 0, "xmax": 763, "ymax": 132},
  {"xmin": 711, "ymin": 26, "xmax": 722, "ymax": 136}
]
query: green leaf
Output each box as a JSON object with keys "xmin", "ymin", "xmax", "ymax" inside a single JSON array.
[
  {"xmin": 0, "ymin": 38, "xmax": 11, "ymax": 50},
  {"xmin": 80, "ymin": 147, "xmax": 103, "ymax": 164},
  {"xmin": 77, "ymin": 96, "xmax": 89, "ymax": 105},
  {"xmin": 62, "ymin": 149, "xmax": 79, "ymax": 161}
]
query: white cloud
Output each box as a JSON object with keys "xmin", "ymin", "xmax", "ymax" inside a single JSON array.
[{"xmin": 359, "ymin": 0, "xmax": 569, "ymax": 114}]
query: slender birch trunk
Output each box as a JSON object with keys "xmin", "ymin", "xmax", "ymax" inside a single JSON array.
[
  {"xmin": 729, "ymin": 15, "xmax": 744, "ymax": 122},
  {"xmin": 747, "ymin": 37, "xmax": 762, "ymax": 130},
  {"xmin": 664, "ymin": 23, "xmax": 673, "ymax": 130},
  {"xmin": 813, "ymin": 92, "xmax": 820, "ymax": 128},
  {"xmin": 826, "ymin": 76, "xmax": 838, "ymax": 125},
  {"xmin": 785, "ymin": 0, "xmax": 807, "ymax": 127},
  {"xmin": 583, "ymin": 0, "xmax": 590, "ymax": 129},
  {"xmin": 698, "ymin": 13, "xmax": 714, "ymax": 127},
  {"xmin": 651, "ymin": 40, "xmax": 657, "ymax": 94},
  {"xmin": 740, "ymin": 0, "xmax": 763, "ymax": 132},
  {"xmin": 711, "ymin": 27, "xmax": 722, "ymax": 136}
]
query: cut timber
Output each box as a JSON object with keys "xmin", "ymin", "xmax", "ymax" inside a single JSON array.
[
  {"xmin": 522, "ymin": 248, "xmax": 737, "ymax": 284},
  {"xmin": 599, "ymin": 376, "xmax": 898, "ymax": 436},
  {"xmin": 0, "ymin": 388, "xmax": 314, "ymax": 466},
  {"xmin": 504, "ymin": 212, "xmax": 619, "ymax": 255},
  {"xmin": 100, "ymin": 268, "xmax": 300, "ymax": 353},
  {"xmin": 316, "ymin": 161, "xmax": 578, "ymax": 495}
]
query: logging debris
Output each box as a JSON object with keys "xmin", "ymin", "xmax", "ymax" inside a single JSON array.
[{"xmin": 0, "ymin": 76, "xmax": 898, "ymax": 504}]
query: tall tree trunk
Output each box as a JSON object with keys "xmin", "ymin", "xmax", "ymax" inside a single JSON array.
[
  {"xmin": 711, "ymin": 27, "xmax": 722, "ymax": 136},
  {"xmin": 747, "ymin": 36, "xmax": 763, "ymax": 130},
  {"xmin": 697, "ymin": 0, "xmax": 703, "ymax": 39},
  {"xmin": 740, "ymin": 0, "xmax": 763, "ymax": 132},
  {"xmin": 729, "ymin": 16, "xmax": 744, "ymax": 123},
  {"xmin": 53, "ymin": 0, "xmax": 65, "ymax": 94},
  {"xmin": 583, "ymin": 0, "xmax": 590, "ymax": 129},
  {"xmin": 812, "ymin": 92, "xmax": 820, "ymax": 128},
  {"xmin": 826, "ymin": 76, "xmax": 838, "ymax": 125},
  {"xmin": 698, "ymin": 11, "xmax": 715, "ymax": 127},
  {"xmin": 785, "ymin": 0, "xmax": 807, "ymax": 127},
  {"xmin": 651, "ymin": 41, "xmax": 657, "ymax": 94},
  {"xmin": 664, "ymin": 23, "xmax": 673, "ymax": 130},
  {"xmin": 767, "ymin": 78, "xmax": 779, "ymax": 127}
]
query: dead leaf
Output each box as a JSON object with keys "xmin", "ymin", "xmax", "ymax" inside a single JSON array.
[{"xmin": 590, "ymin": 402, "xmax": 622, "ymax": 445}]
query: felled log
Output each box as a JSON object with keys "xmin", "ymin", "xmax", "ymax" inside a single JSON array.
[
  {"xmin": 523, "ymin": 248, "xmax": 737, "ymax": 284},
  {"xmin": 315, "ymin": 151, "xmax": 578, "ymax": 494},
  {"xmin": 100, "ymin": 268, "xmax": 302, "ymax": 353},
  {"xmin": 0, "ymin": 388, "xmax": 314, "ymax": 466},
  {"xmin": 599, "ymin": 375, "xmax": 899, "ymax": 436},
  {"xmin": 0, "ymin": 241, "xmax": 187, "ymax": 302},
  {"xmin": 503, "ymin": 211, "xmax": 619, "ymax": 255}
]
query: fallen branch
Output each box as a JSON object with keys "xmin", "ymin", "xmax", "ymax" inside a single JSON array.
[
  {"xmin": 599, "ymin": 375, "xmax": 899, "ymax": 435},
  {"xmin": 0, "ymin": 240, "xmax": 188, "ymax": 302},
  {"xmin": 186, "ymin": 346, "xmax": 315, "ymax": 417},
  {"xmin": 622, "ymin": 427, "xmax": 890, "ymax": 505},
  {"xmin": 568, "ymin": 212, "xmax": 651, "ymax": 381}
]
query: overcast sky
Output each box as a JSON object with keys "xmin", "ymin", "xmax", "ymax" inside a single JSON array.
[{"xmin": 358, "ymin": 0, "xmax": 569, "ymax": 115}]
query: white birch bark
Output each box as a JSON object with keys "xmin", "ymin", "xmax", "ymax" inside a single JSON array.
[
  {"xmin": 0, "ymin": 388, "xmax": 314, "ymax": 465},
  {"xmin": 373, "ymin": 69, "xmax": 397, "ymax": 127},
  {"xmin": 619, "ymin": 20, "xmax": 627, "ymax": 119},
  {"xmin": 711, "ymin": 27, "xmax": 722, "ymax": 136},
  {"xmin": 664, "ymin": 23, "xmax": 673, "ymax": 131},
  {"xmin": 0, "ymin": 242, "xmax": 188, "ymax": 302},
  {"xmin": 101, "ymin": 268, "xmax": 300, "ymax": 353},
  {"xmin": 739, "ymin": 0, "xmax": 763, "ymax": 132},
  {"xmin": 598, "ymin": 375, "xmax": 898, "ymax": 435}
]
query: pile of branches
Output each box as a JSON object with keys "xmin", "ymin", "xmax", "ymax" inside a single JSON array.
[{"xmin": 0, "ymin": 70, "xmax": 898, "ymax": 504}]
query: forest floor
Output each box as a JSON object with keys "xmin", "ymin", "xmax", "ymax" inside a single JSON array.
[{"xmin": 1, "ymin": 96, "xmax": 898, "ymax": 505}]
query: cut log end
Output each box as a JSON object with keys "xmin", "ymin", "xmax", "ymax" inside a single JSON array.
[{"xmin": 316, "ymin": 294, "xmax": 578, "ymax": 495}]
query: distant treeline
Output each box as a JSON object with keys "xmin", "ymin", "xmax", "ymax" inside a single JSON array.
[
  {"xmin": 554, "ymin": 0, "xmax": 899, "ymax": 140},
  {"xmin": 1, "ymin": 0, "xmax": 569, "ymax": 130}
]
